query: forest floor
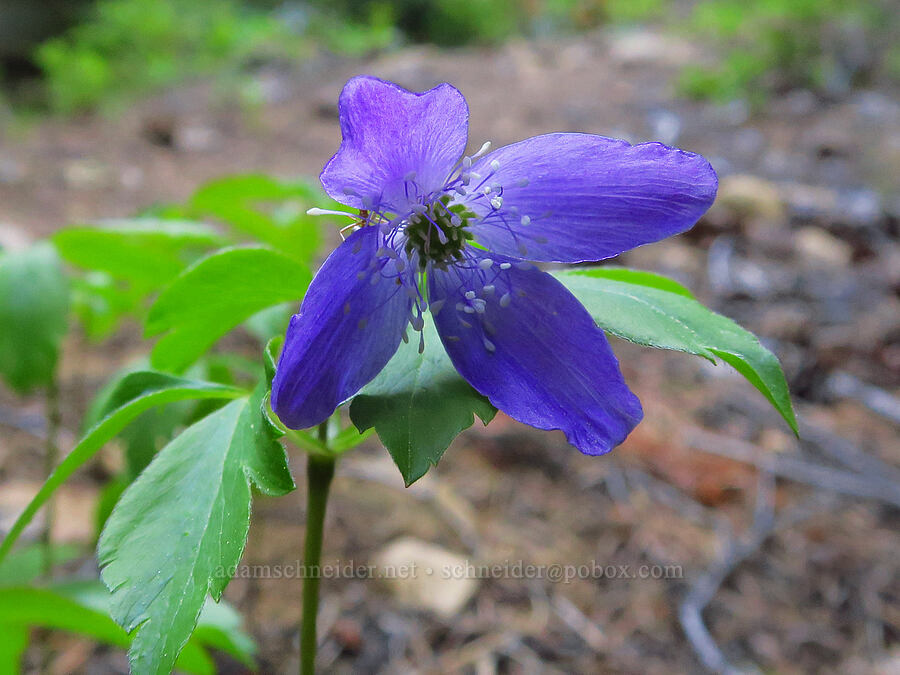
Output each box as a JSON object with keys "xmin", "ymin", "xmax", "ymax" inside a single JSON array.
[{"xmin": 1, "ymin": 25, "xmax": 899, "ymax": 674}]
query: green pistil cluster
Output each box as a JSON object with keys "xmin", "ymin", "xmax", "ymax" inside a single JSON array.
[{"xmin": 404, "ymin": 195, "xmax": 474, "ymax": 268}]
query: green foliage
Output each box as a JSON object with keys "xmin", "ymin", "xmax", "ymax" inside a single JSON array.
[
  {"xmin": 35, "ymin": 0, "xmax": 300, "ymax": 114},
  {"xmin": 0, "ymin": 371, "xmax": 245, "ymax": 564},
  {"xmin": 0, "ymin": 243, "xmax": 69, "ymax": 394},
  {"xmin": 54, "ymin": 174, "xmax": 323, "ymax": 341},
  {"xmin": 555, "ymin": 268, "xmax": 797, "ymax": 434},
  {"xmin": 98, "ymin": 386, "xmax": 292, "ymax": 674},
  {"xmin": 145, "ymin": 246, "xmax": 312, "ymax": 371},
  {"xmin": 186, "ymin": 174, "xmax": 322, "ymax": 262},
  {"xmin": 350, "ymin": 316, "xmax": 495, "ymax": 486},
  {"xmin": 0, "ymin": 543, "xmax": 83, "ymax": 586},
  {"xmin": 677, "ymin": 0, "xmax": 898, "ymax": 103},
  {"xmin": 0, "ymin": 583, "xmax": 254, "ymax": 674}
]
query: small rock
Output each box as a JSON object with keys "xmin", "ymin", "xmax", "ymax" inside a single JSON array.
[
  {"xmin": 608, "ymin": 29, "xmax": 695, "ymax": 66},
  {"xmin": 374, "ymin": 537, "xmax": 478, "ymax": 619},
  {"xmin": 62, "ymin": 159, "xmax": 109, "ymax": 189},
  {"xmin": 709, "ymin": 174, "xmax": 785, "ymax": 227},
  {"xmin": 795, "ymin": 226, "xmax": 854, "ymax": 267},
  {"xmin": 174, "ymin": 125, "xmax": 219, "ymax": 152}
]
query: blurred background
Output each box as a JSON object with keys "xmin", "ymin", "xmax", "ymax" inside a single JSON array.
[{"xmin": 0, "ymin": 0, "xmax": 898, "ymax": 672}]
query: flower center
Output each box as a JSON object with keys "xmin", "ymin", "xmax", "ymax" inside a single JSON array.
[{"xmin": 403, "ymin": 195, "xmax": 475, "ymax": 268}]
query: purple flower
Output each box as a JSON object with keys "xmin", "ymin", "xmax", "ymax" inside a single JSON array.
[{"xmin": 271, "ymin": 76, "xmax": 717, "ymax": 454}]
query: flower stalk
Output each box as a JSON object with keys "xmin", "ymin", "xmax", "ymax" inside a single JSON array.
[{"xmin": 300, "ymin": 424, "xmax": 336, "ymax": 675}]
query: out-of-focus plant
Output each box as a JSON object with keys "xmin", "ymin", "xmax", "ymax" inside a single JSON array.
[
  {"xmin": 35, "ymin": 0, "xmax": 303, "ymax": 114},
  {"xmin": 677, "ymin": 0, "xmax": 899, "ymax": 105},
  {"xmin": 0, "ymin": 174, "xmax": 327, "ymax": 670}
]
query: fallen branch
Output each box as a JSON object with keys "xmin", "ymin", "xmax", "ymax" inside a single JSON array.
[{"xmin": 683, "ymin": 428, "xmax": 900, "ymax": 508}]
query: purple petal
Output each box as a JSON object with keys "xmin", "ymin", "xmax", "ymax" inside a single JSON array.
[
  {"xmin": 321, "ymin": 76, "xmax": 468, "ymax": 213},
  {"xmin": 429, "ymin": 258, "xmax": 643, "ymax": 454},
  {"xmin": 272, "ymin": 227, "xmax": 412, "ymax": 429},
  {"xmin": 466, "ymin": 133, "xmax": 717, "ymax": 262}
]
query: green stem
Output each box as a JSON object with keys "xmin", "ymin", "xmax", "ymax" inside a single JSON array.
[
  {"xmin": 42, "ymin": 379, "xmax": 61, "ymax": 577},
  {"xmin": 300, "ymin": 425, "xmax": 335, "ymax": 675}
]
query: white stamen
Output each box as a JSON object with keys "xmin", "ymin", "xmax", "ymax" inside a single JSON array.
[
  {"xmin": 520, "ymin": 215, "xmax": 531, "ymax": 226},
  {"xmin": 478, "ymin": 258, "xmax": 494, "ymax": 270},
  {"xmin": 483, "ymin": 337, "xmax": 496, "ymax": 353},
  {"xmin": 455, "ymin": 186, "xmax": 467, "ymax": 196},
  {"xmin": 490, "ymin": 159, "xmax": 500, "ymax": 171},
  {"xmin": 490, "ymin": 196, "xmax": 503, "ymax": 209},
  {"xmin": 482, "ymin": 186, "xmax": 492, "ymax": 195},
  {"xmin": 500, "ymin": 293, "xmax": 511, "ymax": 308},
  {"xmin": 500, "ymin": 262, "xmax": 512, "ymax": 270},
  {"xmin": 462, "ymin": 156, "xmax": 472, "ymax": 168},
  {"xmin": 464, "ymin": 292, "xmax": 476, "ymax": 302},
  {"xmin": 456, "ymin": 302, "xmax": 466, "ymax": 312},
  {"xmin": 411, "ymin": 203, "xmax": 428, "ymax": 214},
  {"xmin": 472, "ymin": 141, "xmax": 492, "ymax": 158},
  {"xmin": 472, "ymin": 299, "xmax": 486, "ymax": 313},
  {"xmin": 307, "ymin": 207, "xmax": 356, "ymax": 218},
  {"xmin": 450, "ymin": 213, "xmax": 462, "ymax": 226},
  {"xmin": 463, "ymin": 306, "xmax": 476, "ymax": 314},
  {"xmin": 482, "ymin": 284, "xmax": 495, "ymax": 294}
]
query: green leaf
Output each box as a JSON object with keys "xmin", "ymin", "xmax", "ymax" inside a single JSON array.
[
  {"xmin": 0, "ymin": 543, "xmax": 82, "ymax": 586},
  {"xmin": 568, "ymin": 265, "xmax": 696, "ymax": 298},
  {"xmin": 555, "ymin": 268, "xmax": 798, "ymax": 434},
  {"xmin": 0, "ymin": 584, "xmax": 244, "ymax": 675},
  {"xmin": 0, "ymin": 624, "xmax": 27, "ymax": 673},
  {"xmin": 189, "ymin": 174, "xmax": 322, "ymax": 262},
  {"xmin": 53, "ymin": 220, "xmax": 224, "ymax": 287},
  {"xmin": 146, "ymin": 246, "xmax": 310, "ymax": 372},
  {"xmin": 60, "ymin": 581, "xmax": 256, "ymax": 669},
  {"xmin": 190, "ymin": 596, "xmax": 257, "ymax": 668},
  {"xmin": 0, "ymin": 243, "xmax": 69, "ymax": 393},
  {"xmin": 350, "ymin": 316, "xmax": 496, "ymax": 486},
  {"xmin": 84, "ymin": 360, "xmax": 197, "ymax": 479},
  {"xmin": 69, "ymin": 271, "xmax": 145, "ymax": 340},
  {"xmin": 98, "ymin": 385, "xmax": 293, "ymax": 675},
  {"xmin": 0, "ymin": 372, "xmax": 245, "ymax": 565}
]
